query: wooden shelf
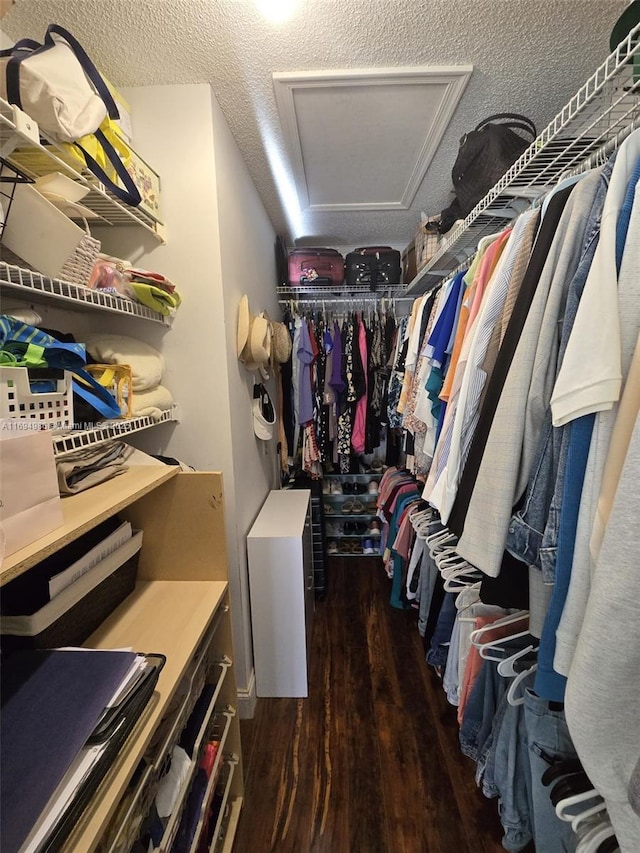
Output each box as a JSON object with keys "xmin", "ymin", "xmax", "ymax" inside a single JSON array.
[
  {"xmin": 0, "ymin": 466, "xmax": 178, "ymax": 586},
  {"xmin": 64, "ymin": 578, "xmax": 228, "ymax": 852}
]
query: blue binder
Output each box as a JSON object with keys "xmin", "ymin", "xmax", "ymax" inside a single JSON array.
[{"xmin": 0, "ymin": 648, "xmax": 138, "ymax": 853}]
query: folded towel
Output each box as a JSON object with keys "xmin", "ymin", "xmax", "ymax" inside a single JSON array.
[
  {"xmin": 84, "ymin": 334, "xmax": 165, "ymax": 391},
  {"xmin": 130, "ymin": 384, "xmax": 174, "ymax": 421},
  {"xmin": 129, "ymin": 282, "xmax": 182, "ymax": 316}
]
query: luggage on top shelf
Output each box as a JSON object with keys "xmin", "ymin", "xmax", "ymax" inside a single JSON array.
[
  {"xmin": 345, "ymin": 246, "xmax": 401, "ymax": 290},
  {"xmin": 287, "ymin": 248, "xmax": 345, "ymax": 288}
]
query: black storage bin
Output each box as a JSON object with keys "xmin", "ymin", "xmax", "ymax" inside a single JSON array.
[{"xmin": 0, "ymin": 533, "xmax": 142, "ymax": 652}]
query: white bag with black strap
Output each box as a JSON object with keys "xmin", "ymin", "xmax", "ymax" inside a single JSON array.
[
  {"xmin": 0, "ymin": 24, "xmax": 141, "ymax": 207},
  {"xmin": 0, "ymin": 23, "xmax": 113, "ymax": 142}
]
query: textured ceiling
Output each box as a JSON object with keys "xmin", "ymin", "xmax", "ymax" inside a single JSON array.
[{"xmin": 1, "ymin": 0, "xmax": 630, "ymax": 250}]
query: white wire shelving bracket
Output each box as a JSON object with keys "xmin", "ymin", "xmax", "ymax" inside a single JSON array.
[
  {"xmin": 0, "ymin": 98, "xmax": 166, "ymax": 244},
  {"xmin": 0, "ymin": 262, "xmax": 172, "ymax": 325},
  {"xmin": 406, "ymin": 21, "xmax": 640, "ymax": 295},
  {"xmin": 54, "ymin": 404, "xmax": 181, "ymax": 457}
]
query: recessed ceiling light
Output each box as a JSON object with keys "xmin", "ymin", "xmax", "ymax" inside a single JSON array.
[{"xmin": 256, "ymin": 0, "xmax": 297, "ymax": 24}]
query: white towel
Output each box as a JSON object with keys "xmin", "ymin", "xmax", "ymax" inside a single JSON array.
[
  {"xmin": 84, "ymin": 333, "xmax": 165, "ymax": 391},
  {"xmin": 130, "ymin": 384, "xmax": 174, "ymax": 420}
]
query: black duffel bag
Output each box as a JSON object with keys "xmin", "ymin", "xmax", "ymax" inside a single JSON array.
[{"xmin": 440, "ymin": 113, "xmax": 537, "ymax": 232}]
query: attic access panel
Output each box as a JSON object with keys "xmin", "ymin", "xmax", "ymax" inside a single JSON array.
[{"xmin": 273, "ymin": 65, "xmax": 472, "ymax": 212}]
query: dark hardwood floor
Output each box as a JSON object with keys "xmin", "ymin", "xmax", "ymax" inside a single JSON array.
[{"xmin": 234, "ymin": 556, "xmax": 513, "ymax": 853}]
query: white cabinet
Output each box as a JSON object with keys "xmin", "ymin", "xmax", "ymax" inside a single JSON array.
[{"xmin": 247, "ymin": 489, "xmax": 314, "ymax": 698}]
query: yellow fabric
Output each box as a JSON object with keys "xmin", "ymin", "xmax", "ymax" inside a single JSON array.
[
  {"xmin": 397, "ymin": 296, "xmax": 422, "ymax": 415},
  {"xmin": 84, "ymin": 363, "xmax": 133, "ymax": 417},
  {"xmin": 58, "ymin": 116, "xmax": 131, "ymax": 182},
  {"xmin": 130, "ymin": 282, "xmax": 182, "ymax": 316}
]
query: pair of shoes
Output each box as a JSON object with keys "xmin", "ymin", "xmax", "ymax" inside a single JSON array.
[
  {"xmin": 338, "ymin": 540, "xmax": 365, "ymax": 554},
  {"xmin": 327, "ymin": 540, "xmax": 338, "ymax": 555},
  {"xmin": 369, "ymin": 457, "xmax": 384, "ymax": 473},
  {"xmin": 368, "ymin": 480, "xmax": 379, "ymax": 495},
  {"xmin": 368, "ymin": 519, "xmax": 381, "ymax": 536},
  {"xmin": 323, "ymin": 503, "xmax": 335, "ymax": 515},
  {"xmin": 330, "ymin": 480, "xmax": 343, "ymax": 495},
  {"xmin": 352, "ymin": 482, "xmax": 367, "ymax": 495},
  {"xmin": 326, "ymin": 522, "xmax": 342, "ymax": 536},
  {"xmin": 343, "ymin": 499, "xmax": 364, "ymax": 514},
  {"xmin": 344, "ymin": 520, "xmax": 367, "ymax": 535},
  {"xmin": 322, "ymin": 480, "xmax": 331, "ymax": 494},
  {"xmin": 363, "ymin": 539, "xmax": 376, "ymax": 555}
]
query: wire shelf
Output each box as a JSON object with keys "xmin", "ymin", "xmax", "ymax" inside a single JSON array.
[
  {"xmin": 54, "ymin": 404, "xmax": 180, "ymax": 456},
  {"xmin": 0, "ymin": 98, "xmax": 165, "ymax": 243},
  {"xmin": 0, "ymin": 261, "xmax": 172, "ymax": 324},
  {"xmin": 407, "ymin": 21, "xmax": 640, "ymax": 294},
  {"xmin": 277, "ymin": 284, "xmax": 414, "ymax": 305}
]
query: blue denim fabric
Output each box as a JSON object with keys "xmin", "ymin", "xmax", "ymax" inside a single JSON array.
[
  {"xmin": 506, "ymin": 159, "xmax": 613, "ymax": 583},
  {"xmin": 478, "ymin": 655, "xmax": 538, "ymax": 797},
  {"xmin": 479, "ymin": 689, "xmax": 510, "ymax": 798},
  {"xmin": 442, "ymin": 611, "xmax": 461, "ymax": 706},
  {"xmin": 534, "ymin": 415, "xmax": 595, "ymax": 702},
  {"xmin": 426, "ymin": 591, "xmax": 456, "ymax": 668},
  {"xmin": 524, "ymin": 688, "xmax": 578, "ymax": 853},
  {"xmin": 616, "ymin": 154, "xmax": 640, "ymax": 269},
  {"xmin": 417, "ymin": 521, "xmax": 444, "ymax": 637},
  {"xmin": 459, "ymin": 656, "xmax": 509, "ymax": 761},
  {"xmin": 493, "ymin": 676, "xmax": 536, "ymax": 852}
]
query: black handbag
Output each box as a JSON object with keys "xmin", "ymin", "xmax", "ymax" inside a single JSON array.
[{"xmin": 441, "ymin": 113, "xmax": 537, "ymax": 230}]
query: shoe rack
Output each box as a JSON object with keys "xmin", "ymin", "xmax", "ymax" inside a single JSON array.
[{"xmin": 322, "ymin": 473, "xmax": 382, "ymax": 557}]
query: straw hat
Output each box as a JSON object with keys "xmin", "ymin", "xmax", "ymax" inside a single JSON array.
[
  {"xmin": 237, "ymin": 294, "xmax": 250, "ymax": 357},
  {"xmin": 271, "ymin": 320, "xmax": 292, "ymax": 364},
  {"xmin": 239, "ymin": 304, "xmax": 272, "ymax": 380}
]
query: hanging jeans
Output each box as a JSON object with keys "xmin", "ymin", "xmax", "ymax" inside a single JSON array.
[{"xmin": 524, "ymin": 689, "xmax": 578, "ymax": 853}]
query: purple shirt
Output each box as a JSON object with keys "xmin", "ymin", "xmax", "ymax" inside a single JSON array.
[{"xmin": 297, "ymin": 319, "xmax": 315, "ymax": 425}]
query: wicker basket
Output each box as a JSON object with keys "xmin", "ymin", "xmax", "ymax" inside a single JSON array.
[
  {"xmin": 415, "ymin": 215, "xmax": 441, "ymax": 272},
  {"xmin": 58, "ymin": 217, "xmax": 101, "ymax": 287}
]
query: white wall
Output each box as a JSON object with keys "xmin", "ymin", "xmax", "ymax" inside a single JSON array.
[
  {"xmin": 97, "ymin": 83, "xmax": 279, "ymax": 716},
  {"xmin": 209, "ymin": 90, "xmax": 281, "ymax": 712}
]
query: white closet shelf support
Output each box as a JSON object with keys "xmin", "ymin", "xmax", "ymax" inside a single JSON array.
[
  {"xmin": 406, "ymin": 20, "xmax": 640, "ymax": 294},
  {"xmin": 53, "ymin": 405, "xmax": 181, "ymax": 456},
  {"xmin": 0, "ymin": 262, "xmax": 172, "ymax": 324}
]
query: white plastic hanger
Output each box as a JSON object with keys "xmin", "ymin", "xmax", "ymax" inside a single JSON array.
[
  {"xmin": 427, "ymin": 530, "xmax": 458, "ymax": 555},
  {"xmin": 557, "ymin": 789, "xmax": 602, "ymax": 822},
  {"xmin": 575, "ymin": 820, "xmax": 618, "ymax": 853},
  {"xmin": 555, "ymin": 788, "xmax": 604, "ymax": 823},
  {"xmin": 479, "ymin": 629, "xmax": 533, "ymax": 661},
  {"xmin": 469, "ymin": 610, "xmax": 529, "ymax": 645},
  {"xmin": 497, "ymin": 644, "xmax": 539, "ymax": 677},
  {"xmin": 570, "ymin": 800, "xmax": 608, "ymax": 833},
  {"xmin": 444, "ymin": 574, "xmax": 482, "ymax": 593},
  {"xmin": 507, "ymin": 663, "xmax": 537, "ymax": 706},
  {"xmin": 435, "ymin": 552, "xmax": 467, "ymax": 570}
]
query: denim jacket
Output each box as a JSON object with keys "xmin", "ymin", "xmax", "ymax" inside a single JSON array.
[{"xmin": 506, "ymin": 159, "xmax": 614, "ymax": 582}]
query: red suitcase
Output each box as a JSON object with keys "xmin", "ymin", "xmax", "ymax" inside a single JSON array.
[{"xmin": 287, "ymin": 248, "xmax": 345, "ymax": 288}]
